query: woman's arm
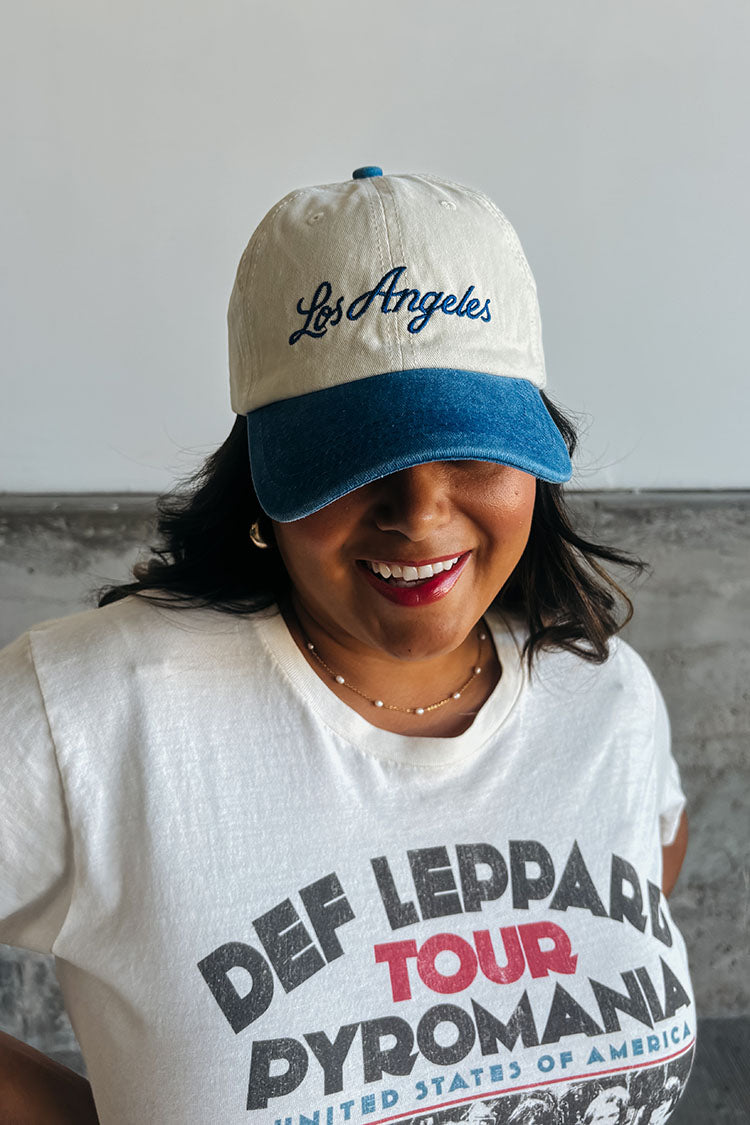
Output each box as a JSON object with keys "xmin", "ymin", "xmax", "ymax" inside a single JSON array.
[
  {"xmin": 661, "ymin": 809, "xmax": 689, "ymax": 898},
  {"xmin": 0, "ymin": 1029, "xmax": 99, "ymax": 1124}
]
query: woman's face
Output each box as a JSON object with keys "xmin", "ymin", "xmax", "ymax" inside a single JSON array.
[
  {"xmin": 584, "ymin": 1093, "xmax": 625, "ymax": 1125},
  {"xmin": 271, "ymin": 459, "xmax": 536, "ymax": 662}
]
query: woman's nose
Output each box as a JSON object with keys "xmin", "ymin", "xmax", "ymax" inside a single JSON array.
[{"xmin": 371, "ymin": 462, "xmax": 452, "ymax": 538}]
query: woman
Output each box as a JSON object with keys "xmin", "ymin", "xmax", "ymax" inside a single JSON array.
[
  {"xmin": 581, "ymin": 1084, "xmax": 629, "ymax": 1124},
  {"xmin": 0, "ymin": 168, "xmax": 694, "ymax": 1123}
]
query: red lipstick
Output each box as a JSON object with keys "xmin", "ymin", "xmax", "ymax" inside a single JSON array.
[{"xmin": 356, "ymin": 552, "xmax": 472, "ymax": 606}]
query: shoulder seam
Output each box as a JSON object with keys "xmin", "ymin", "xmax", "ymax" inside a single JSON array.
[{"xmin": 25, "ymin": 630, "xmax": 76, "ymax": 943}]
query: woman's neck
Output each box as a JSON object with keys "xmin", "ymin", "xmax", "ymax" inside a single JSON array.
[{"xmin": 278, "ymin": 595, "xmax": 503, "ymax": 738}]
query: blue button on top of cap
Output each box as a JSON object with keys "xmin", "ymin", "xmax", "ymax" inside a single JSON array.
[{"xmin": 352, "ymin": 166, "xmax": 383, "ymax": 179}]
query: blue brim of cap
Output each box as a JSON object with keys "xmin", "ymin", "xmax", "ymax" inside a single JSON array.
[{"xmin": 247, "ymin": 369, "xmax": 572, "ymax": 522}]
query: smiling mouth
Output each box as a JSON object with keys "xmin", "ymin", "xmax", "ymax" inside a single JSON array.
[{"xmin": 357, "ymin": 552, "xmax": 469, "ymax": 587}]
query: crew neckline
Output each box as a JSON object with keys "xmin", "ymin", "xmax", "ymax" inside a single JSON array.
[{"xmin": 254, "ymin": 606, "xmax": 527, "ymax": 768}]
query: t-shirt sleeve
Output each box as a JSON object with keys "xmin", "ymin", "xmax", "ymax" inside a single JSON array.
[
  {"xmin": 651, "ymin": 674, "xmax": 687, "ymax": 847},
  {"xmin": 0, "ymin": 630, "xmax": 74, "ymax": 954}
]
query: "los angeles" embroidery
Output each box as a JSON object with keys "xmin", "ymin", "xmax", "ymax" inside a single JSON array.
[{"xmin": 289, "ymin": 265, "xmax": 491, "ymax": 345}]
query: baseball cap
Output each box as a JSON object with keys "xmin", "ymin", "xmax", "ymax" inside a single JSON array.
[{"xmin": 228, "ymin": 166, "xmax": 572, "ymax": 522}]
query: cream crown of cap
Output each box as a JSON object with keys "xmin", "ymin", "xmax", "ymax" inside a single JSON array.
[
  {"xmin": 227, "ymin": 166, "xmax": 571, "ymax": 521},
  {"xmin": 228, "ymin": 169, "xmax": 546, "ymax": 414}
]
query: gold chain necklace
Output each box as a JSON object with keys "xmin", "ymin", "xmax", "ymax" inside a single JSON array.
[{"xmin": 297, "ymin": 619, "xmax": 489, "ymax": 715}]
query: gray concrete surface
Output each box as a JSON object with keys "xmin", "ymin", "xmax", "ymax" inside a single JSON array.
[{"xmin": 0, "ymin": 490, "xmax": 748, "ymax": 1120}]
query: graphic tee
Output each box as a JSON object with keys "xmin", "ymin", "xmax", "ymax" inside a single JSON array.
[{"xmin": 0, "ymin": 595, "xmax": 695, "ymax": 1124}]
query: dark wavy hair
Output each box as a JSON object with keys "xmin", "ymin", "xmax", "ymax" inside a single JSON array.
[{"xmin": 95, "ymin": 393, "xmax": 649, "ymax": 673}]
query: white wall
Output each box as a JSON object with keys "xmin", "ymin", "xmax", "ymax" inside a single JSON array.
[{"xmin": 2, "ymin": 0, "xmax": 747, "ymax": 492}]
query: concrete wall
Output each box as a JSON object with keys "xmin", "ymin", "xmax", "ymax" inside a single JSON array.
[{"xmin": 0, "ymin": 490, "xmax": 748, "ymax": 1120}]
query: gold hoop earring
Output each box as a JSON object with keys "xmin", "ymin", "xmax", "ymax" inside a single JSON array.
[{"xmin": 249, "ymin": 519, "xmax": 270, "ymax": 549}]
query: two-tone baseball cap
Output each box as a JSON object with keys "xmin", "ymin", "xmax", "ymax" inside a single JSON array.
[{"xmin": 228, "ymin": 166, "xmax": 572, "ymax": 522}]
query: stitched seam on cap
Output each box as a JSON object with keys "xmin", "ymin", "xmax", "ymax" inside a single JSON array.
[
  {"xmin": 245, "ymin": 188, "xmax": 311, "ymax": 397},
  {"xmin": 368, "ymin": 178, "xmax": 402, "ymax": 372},
  {"xmin": 424, "ymin": 173, "xmax": 539, "ymax": 291},
  {"xmin": 424, "ymin": 174, "xmax": 544, "ymax": 375},
  {"xmin": 391, "ymin": 176, "xmax": 418, "ymax": 369}
]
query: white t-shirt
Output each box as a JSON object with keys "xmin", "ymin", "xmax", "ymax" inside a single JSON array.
[{"xmin": 0, "ymin": 594, "xmax": 695, "ymax": 1125}]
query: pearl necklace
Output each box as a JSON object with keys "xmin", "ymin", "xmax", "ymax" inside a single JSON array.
[{"xmin": 299, "ymin": 620, "xmax": 489, "ymax": 715}]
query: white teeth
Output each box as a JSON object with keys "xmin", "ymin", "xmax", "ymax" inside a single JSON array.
[{"xmin": 366, "ymin": 555, "xmax": 462, "ymax": 581}]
